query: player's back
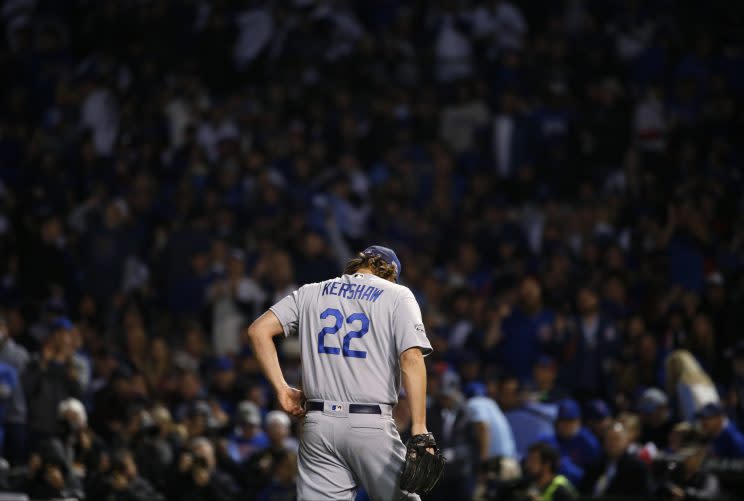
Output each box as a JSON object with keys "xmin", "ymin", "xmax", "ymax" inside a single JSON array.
[{"xmin": 290, "ymin": 273, "xmax": 424, "ymax": 405}]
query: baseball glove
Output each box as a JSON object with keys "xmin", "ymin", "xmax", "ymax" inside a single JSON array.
[{"xmin": 399, "ymin": 432, "xmax": 445, "ymax": 494}]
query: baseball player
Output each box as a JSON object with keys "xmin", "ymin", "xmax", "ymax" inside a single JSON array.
[{"xmin": 248, "ymin": 246, "xmax": 444, "ymax": 500}]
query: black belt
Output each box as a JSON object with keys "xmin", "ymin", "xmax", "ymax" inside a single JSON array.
[{"xmin": 306, "ymin": 401, "xmax": 381, "ymax": 414}]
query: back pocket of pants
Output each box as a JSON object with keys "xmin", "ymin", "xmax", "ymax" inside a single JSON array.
[{"xmin": 350, "ymin": 423, "xmax": 384, "ymax": 435}]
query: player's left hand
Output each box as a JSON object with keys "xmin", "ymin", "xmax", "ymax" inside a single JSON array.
[{"xmin": 278, "ymin": 385, "xmax": 305, "ymax": 417}]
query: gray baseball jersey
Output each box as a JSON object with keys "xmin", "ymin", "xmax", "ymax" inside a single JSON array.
[{"xmin": 270, "ymin": 273, "xmax": 432, "ymax": 404}]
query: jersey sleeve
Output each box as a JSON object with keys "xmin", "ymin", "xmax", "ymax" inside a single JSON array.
[
  {"xmin": 392, "ymin": 289, "xmax": 433, "ymax": 356},
  {"xmin": 269, "ymin": 289, "xmax": 300, "ymax": 337}
]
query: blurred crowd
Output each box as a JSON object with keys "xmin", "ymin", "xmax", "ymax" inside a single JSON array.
[{"xmin": 1, "ymin": 0, "xmax": 744, "ymax": 499}]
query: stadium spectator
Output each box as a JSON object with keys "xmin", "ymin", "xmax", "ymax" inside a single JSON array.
[
  {"xmin": 558, "ymin": 287, "xmax": 620, "ymax": 401},
  {"xmin": 209, "ymin": 356, "xmax": 241, "ymax": 415},
  {"xmin": 464, "ymin": 381, "xmax": 516, "ymax": 461},
  {"xmin": 657, "ymin": 430, "xmax": 721, "ymax": 501},
  {"xmin": 22, "ymin": 318, "xmax": 83, "ymax": 444},
  {"xmin": 56, "ymin": 397, "xmax": 104, "ymax": 480},
  {"xmin": 168, "ymin": 437, "xmax": 238, "ymax": 501},
  {"xmin": 538, "ymin": 399, "xmax": 601, "ymax": 485},
  {"xmin": 256, "ymin": 451, "xmax": 298, "ymax": 501},
  {"xmin": 586, "ymin": 421, "xmax": 652, "ymax": 497},
  {"xmin": 496, "ymin": 277, "xmax": 556, "ymax": 381},
  {"xmin": 225, "ymin": 400, "xmax": 269, "ymax": 463},
  {"xmin": 207, "ymin": 249, "xmax": 266, "ymax": 356},
  {"xmin": 524, "ymin": 441, "xmax": 578, "ymax": 501},
  {"xmin": 638, "ymin": 387, "xmax": 675, "ymax": 450},
  {"xmin": 87, "ymin": 448, "xmax": 165, "ymax": 501},
  {"xmin": 19, "ymin": 438, "xmax": 84, "ymax": 500},
  {"xmin": 665, "ymin": 350, "xmax": 720, "ymax": 422},
  {"xmin": 243, "ymin": 411, "xmax": 297, "ymax": 496},
  {"xmin": 584, "ymin": 399, "xmax": 612, "ymax": 444},
  {"xmin": 697, "ymin": 402, "xmax": 744, "ymax": 459},
  {"xmin": 428, "ymin": 384, "xmax": 475, "ymax": 500},
  {"xmin": 0, "ymin": 314, "xmax": 29, "ymax": 460},
  {"xmin": 525, "ymin": 354, "xmax": 568, "ymax": 404}
]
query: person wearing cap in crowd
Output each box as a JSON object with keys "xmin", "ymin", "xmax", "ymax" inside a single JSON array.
[
  {"xmin": 464, "ymin": 380, "xmax": 516, "ymax": 462},
  {"xmin": 586, "ymin": 421, "xmax": 652, "ymax": 497},
  {"xmin": 537, "ymin": 398, "xmax": 601, "ymax": 486},
  {"xmin": 226, "ymin": 400, "xmax": 269, "ymax": 463},
  {"xmin": 638, "ymin": 387, "xmax": 674, "ymax": 449},
  {"xmin": 659, "ymin": 429, "xmax": 721, "ymax": 501},
  {"xmin": 524, "ymin": 441, "xmax": 578, "ymax": 501},
  {"xmin": 22, "ymin": 317, "xmax": 83, "ymax": 445},
  {"xmin": 584, "ymin": 399, "xmax": 612, "ymax": 443},
  {"xmin": 242, "ymin": 410, "xmax": 297, "ymax": 496},
  {"xmin": 697, "ymin": 402, "xmax": 744, "ymax": 459},
  {"xmin": 264, "ymin": 409, "xmax": 298, "ymax": 453},
  {"xmin": 209, "ymin": 356, "xmax": 241, "ymax": 415},
  {"xmin": 525, "ymin": 354, "xmax": 568, "ymax": 404}
]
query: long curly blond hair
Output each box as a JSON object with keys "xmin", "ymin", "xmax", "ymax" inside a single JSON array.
[{"xmin": 665, "ymin": 349, "xmax": 714, "ymax": 394}]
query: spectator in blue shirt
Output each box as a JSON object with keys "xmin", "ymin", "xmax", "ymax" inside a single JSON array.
[
  {"xmin": 538, "ymin": 399, "xmax": 602, "ymax": 485},
  {"xmin": 584, "ymin": 399, "xmax": 613, "ymax": 444},
  {"xmin": 0, "ymin": 360, "xmax": 19, "ymax": 454},
  {"xmin": 0, "ymin": 315, "xmax": 27, "ymax": 462},
  {"xmin": 698, "ymin": 402, "xmax": 744, "ymax": 459},
  {"xmin": 226, "ymin": 401, "xmax": 269, "ymax": 463},
  {"xmin": 498, "ymin": 277, "xmax": 556, "ymax": 380},
  {"xmin": 464, "ymin": 381, "xmax": 516, "ymax": 461}
]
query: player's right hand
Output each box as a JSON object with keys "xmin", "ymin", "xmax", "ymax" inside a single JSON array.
[{"xmin": 278, "ymin": 385, "xmax": 305, "ymax": 417}]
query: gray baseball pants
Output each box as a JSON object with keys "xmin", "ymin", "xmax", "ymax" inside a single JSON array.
[{"xmin": 298, "ymin": 400, "xmax": 420, "ymax": 501}]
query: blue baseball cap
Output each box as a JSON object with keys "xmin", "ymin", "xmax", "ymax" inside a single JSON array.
[
  {"xmin": 50, "ymin": 317, "xmax": 73, "ymax": 332},
  {"xmin": 213, "ymin": 356, "xmax": 234, "ymax": 372},
  {"xmin": 362, "ymin": 245, "xmax": 401, "ymax": 281},
  {"xmin": 557, "ymin": 399, "xmax": 581, "ymax": 421},
  {"xmin": 637, "ymin": 388, "xmax": 669, "ymax": 415},
  {"xmin": 696, "ymin": 402, "xmax": 724, "ymax": 419},
  {"xmin": 464, "ymin": 381, "xmax": 488, "ymax": 399},
  {"xmin": 585, "ymin": 399, "xmax": 611, "ymax": 421}
]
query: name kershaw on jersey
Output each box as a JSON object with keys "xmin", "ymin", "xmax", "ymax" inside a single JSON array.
[{"xmin": 321, "ymin": 281, "xmax": 385, "ymax": 302}]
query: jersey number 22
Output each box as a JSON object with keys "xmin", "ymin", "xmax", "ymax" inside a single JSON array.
[{"xmin": 317, "ymin": 308, "xmax": 368, "ymax": 359}]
